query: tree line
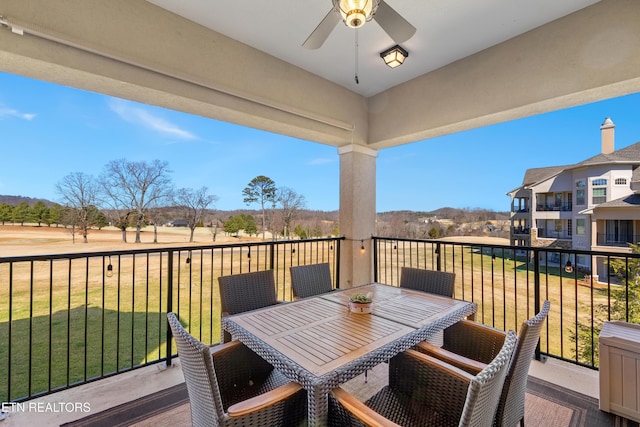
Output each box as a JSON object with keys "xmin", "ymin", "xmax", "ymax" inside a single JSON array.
[
  {"xmin": 0, "ymin": 200, "xmax": 107, "ymax": 230},
  {"xmin": 2, "ymin": 166, "xmax": 509, "ymax": 243},
  {"xmin": 0, "ymin": 161, "xmax": 316, "ymax": 244}
]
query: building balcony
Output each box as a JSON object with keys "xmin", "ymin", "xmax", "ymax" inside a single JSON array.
[
  {"xmin": 511, "ymin": 226, "xmax": 531, "ymax": 235},
  {"xmin": 536, "ymin": 203, "xmax": 573, "ymax": 212},
  {"xmin": 3, "ymin": 1, "xmax": 640, "ymax": 425},
  {"xmin": 596, "ymin": 233, "xmax": 640, "ymax": 247},
  {"xmin": 2, "ymin": 238, "xmax": 638, "ymax": 425},
  {"xmin": 510, "ymin": 210, "xmax": 531, "ymax": 221},
  {"xmin": 537, "ymin": 229, "xmax": 572, "ymax": 240}
]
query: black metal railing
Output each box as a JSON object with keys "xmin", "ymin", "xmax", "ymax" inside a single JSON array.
[
  {"xmin": 373, "ymin": 236, "xmax": 640, "ymax": 371},
  {"xmin": 536, "ymin": 203, "xmax": 573, "ymax": 211},
  {"xmin": 596, "ymin": 233, "xmax": 640, "ymax": 247},
  {"xmin": 0, "ymin": 237, "xmax": 343, "ymax": 402},
  {"xmin": 511, "ymin": 226, "xmax": 530, "ymax": 235},
  {"xmin": 536, "ymin": 229, "xmax": 572, "ymax": 239},
  {"xmin": 4, "ymin": 234, "xmax": 639, "ymax": 402}
]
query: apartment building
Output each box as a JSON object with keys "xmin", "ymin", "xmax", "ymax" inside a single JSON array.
[{"xmin": 508, "ymin": 118, "xmax": 640, "ymax": 281}]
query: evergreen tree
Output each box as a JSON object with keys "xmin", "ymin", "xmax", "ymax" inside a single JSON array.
[
  {"xmin": 242, "ymin": 175, "xmax": 276, "ymax": 239},
  {"xmin": 47, "ymin": 203, "xmax": 63, "ymax": 227},
  {"xmin": 87, "ymin": 205, "xmax": 109, "ymax": 229},
  {"xmin": 241, "ymin": 214, "xmax": 258, "ymax": 236},
  {"xmin": 0, "ymin": 203, "xmax": 13, "ymax": 225},
  {"xmin": 12, "ymin": 202, "xmax": 31, "ymax": 225},
  {"xmin": 223, "ymin": 215, "xmax": 242, "ymax": 236},
  {"xmin": 294, "ymin": 224, "xmax": 308, "ymax": 239},
  {"xmin": 31, "ymin": 201, "xmax": 49, "ymax": 226}
]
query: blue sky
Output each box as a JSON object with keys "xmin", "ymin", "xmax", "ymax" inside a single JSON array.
[{"xmin": 1, "ymin": 71, "xmax": 640, "ymax": 212}]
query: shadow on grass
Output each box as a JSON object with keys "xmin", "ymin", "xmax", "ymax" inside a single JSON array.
[{"xmin": 0, "ymin": 305, "xmax": 168, "ymax": 402}]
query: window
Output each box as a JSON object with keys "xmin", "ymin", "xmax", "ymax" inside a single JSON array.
[
  {"xmin": 615, "ymin": 178, "xmax": 627, "ymax": 185},
  {"xmin": 605, "ymin": 220, "xmax": 634, "ymax": 245},
  {"xmin": 554, "ymin": 220, "xmax": 562, "ymax": 232},
  {"xmin": 576, "ymin": 218, "xmax": 586, "ymax": 235},
  {"xmin": 592, "ymin": 188, "xmax": 606, "ymax": 204},
  {"xmin": 592, "ymin": 178, "xmax": 607, "ymax": 204},
  {"xmin": 575, "ymin": 180, "xmax": 586, "ymax": 205},
  {"xmin": 568, "ymin": 219, "xmax": 572, "ymax": 236},
  {"xmin": 555, "ymin": 193, "xmax": 562, "ymax": 208}
]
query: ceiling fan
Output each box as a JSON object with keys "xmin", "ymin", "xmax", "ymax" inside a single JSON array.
[{"xmin": 303, "ymin": 0, "xmax": 416, "ymax": 50}]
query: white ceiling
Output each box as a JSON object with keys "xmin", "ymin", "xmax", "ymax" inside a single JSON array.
[{"xmin": 146, "ymin": 0, "xmax": 601, "ymax": 98}]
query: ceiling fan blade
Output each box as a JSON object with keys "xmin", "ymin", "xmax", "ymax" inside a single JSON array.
[
  {"xmin": 374, "ymin": 0, "xmax": 416, "ymax": 44},
  {"xmin": 303, "ymin": 10, "xmax": 341, "ymax": 49}
]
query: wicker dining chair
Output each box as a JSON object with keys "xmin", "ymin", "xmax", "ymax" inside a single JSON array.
[
  {"xmin": 399, "ymin": 266, "xmax": 455, "ymax": 297},
  {"xmin": 329, "ymin": 330, "xmax": 518, "ymax": 427},
  {"xmin": 167, "ymin": 312, "xmax": 307, "ymax": 427},
  {"xmin": 218, "ymin": 270, "xmax": 279, "ymax": 343},
  {"xmin": 290, "ymin": 262, "xmax": 333, "ymax": 299},
  {"xmin": 416, "ymin": 300, "xmax": 551, "ymax": 427},
  {"xmin": 400, "ymin": 267, "xmax": 456, "ymax": 346}
]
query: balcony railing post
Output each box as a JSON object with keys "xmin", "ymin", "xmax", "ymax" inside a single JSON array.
[
  {"xmin": 373, "ymin": 237, "xmax": 378, "ymax": 283},
  {"xmin": 533, "ymin": 247, "xmax": 542, "ymax": 361},
  {"xmin": 269, "ymin": 242, "xmax": 275, "ymax": 271},
  {"xmin": 435, "ymin": 242, "xmax": 442, "ymax": 271},
  {"xmin": 166, "ymin": 250, "xmax": 174, "ymax": 367},
  {"xmin": 336, "ymin": 238, "xmax": 341, "ymax": 289}
]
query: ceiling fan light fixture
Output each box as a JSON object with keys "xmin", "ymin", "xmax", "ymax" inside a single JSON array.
[
  {"xmin": 380, "ymin": 44, "xmax": 408, "ymax": 68},
  {"xmin": 333, "ymin": 0, "xmax": 378, "ymax": 28}
]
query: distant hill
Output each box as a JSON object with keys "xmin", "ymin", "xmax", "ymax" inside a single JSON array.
[
  {"xmin": 0, "ymin": 195, "xmax": 508, "ymax": 219},
  {"xmin": 378, "ymin": 208, "xmax": 510, "ymax": 221},
  {"xmin": 0, "ymin": 195, "xmax": 57, "ymax": 206}
]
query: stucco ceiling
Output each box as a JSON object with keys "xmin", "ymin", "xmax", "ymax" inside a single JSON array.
[
  {"xmin": 146, "ymin": 0, "xmax": 601, "ymax": 97},
  {"xmin": 5, "ymin": 0, "xmax": 636, "ymax": 150}
]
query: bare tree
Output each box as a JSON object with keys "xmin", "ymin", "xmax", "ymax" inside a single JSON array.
[
  {"xmin": 146, "ymin": 204, "xmax": 169, "ymax": 244},
  {"xmin": 276, "ymin": 187, "xmax": 306, "ymax": 239},
  {"xmin": 210, "ymin": 217, "xmax": 222, "ymax": 242},
  {"xmin": 173, "ymin": 187, "xmax": 218, "ymax": 242},
  {"xmin": 111, "ymin": 211, "xmax": 133, "ymax": 243},
  {"xmin": 55, "ymin": 172, "xmax": 100, "ymax": 243},
  {"xmin": 100, "ymin": 159, "xmax": 172, "ymax": 243},
  {"xmin": 99, "ymin": 178, "xmax": 133, "ymax": 243},
  {"xmin": 242, "ymin": 175, "xmax": 276, "ymax": 240},
  {"xmin": 145, "ymin": 190, "xmax": 173, "ymax": 244}
]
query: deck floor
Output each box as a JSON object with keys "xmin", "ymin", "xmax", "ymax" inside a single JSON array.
[{"xmin": 0, "ymin": 356, "xmax": 609, "ymax": 427}]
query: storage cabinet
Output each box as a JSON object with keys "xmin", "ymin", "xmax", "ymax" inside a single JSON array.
[{"xmin": 599, "ymin": 321, "xmax": 640, "ymax": 422}]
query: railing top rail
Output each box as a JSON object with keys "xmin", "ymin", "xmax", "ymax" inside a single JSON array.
[
  {"xmin": 0, "ymin": 236, "xmax": 345, "ymax": 263},
  {"xmin": 372, "ymin": 236, "xmax": 640, "ymax": 259}
]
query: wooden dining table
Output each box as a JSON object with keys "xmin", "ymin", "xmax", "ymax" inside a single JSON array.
[{"xmin": 222, "ymin": 282, "xmax": 477, "ymax": 427}]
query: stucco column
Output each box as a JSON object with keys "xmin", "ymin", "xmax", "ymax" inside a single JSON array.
[{"xmin": 338, "ymin": 144, "xmax": 378, "ymax": 288}]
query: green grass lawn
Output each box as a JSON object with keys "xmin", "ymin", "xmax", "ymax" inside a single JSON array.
[
  {"xmin": 375, "ymin": 241, "xmax": 614, "ymax": 367},
  {"xmin": 0, "ymin": 244, "xmax": 333, "ymax": 401}
]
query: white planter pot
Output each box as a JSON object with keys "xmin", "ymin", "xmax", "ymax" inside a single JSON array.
[{"xmin": 348, "ymin": 301, "xmax": 372, "ymax": 314}]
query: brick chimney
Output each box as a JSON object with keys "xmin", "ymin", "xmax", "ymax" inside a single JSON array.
[{"xmin": 600, "ymin": 117, "xmax": 615, "ymax": 154}]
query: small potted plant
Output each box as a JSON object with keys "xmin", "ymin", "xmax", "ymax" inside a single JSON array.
[{"xmin": 348, "ymin": 292, "xmax": 373, "ymax": 314}]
